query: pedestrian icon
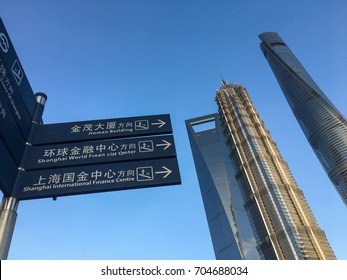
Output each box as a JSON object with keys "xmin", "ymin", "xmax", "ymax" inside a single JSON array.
[
  {"xmin": 11, "ymin": 59, "xmax": 24, "ymax": 85},
  {"xmin": 135, "ymin": 120, "xmax": 149, "ymax": 130},
  {"xmin": 136, "ymin": 166, "xmax": 154, "ymax": 181},
  {"xmin": 138, "ymin": 140, "xmax": 154, "ymax": 153}
]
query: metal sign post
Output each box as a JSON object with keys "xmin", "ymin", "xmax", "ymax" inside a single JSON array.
[
  {"xmin": 0, "ymin": 93, "xmax": 46, "ymax": 260},
  {"xmin": 0, "ymin": 18, "xmax": 182, "ymax": 259},
  {"xmin": 0, "ymin": 196, "xmax": 18, "ymax": 259}
]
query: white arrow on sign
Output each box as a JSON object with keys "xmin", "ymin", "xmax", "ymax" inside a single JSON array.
[
  {"xmin": 155, "ymin": 140, "xmax": 172, "ymax": 150},
  {"xmin": 151, "ymin": 119, "xmax": 166, "ymax": 128},
  {"xmin": 155, "ymin": 166, "xmax": 172, "ymax": 178}
]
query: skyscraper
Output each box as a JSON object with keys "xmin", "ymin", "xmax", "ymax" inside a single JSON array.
[
  {"xmin": 187, "ymin": 82, "xmax": 335, "ymax": 259},
  {"xmin": 186, "ymin": 114, "xmax": 260, "ymax": 260},
  {"xmin": 259, "ymin": 32, "xmax": 347, "ymax": 206},
  {"xmin": 217, "ymin": 83, "xmax": 336, "ymax": 260}
]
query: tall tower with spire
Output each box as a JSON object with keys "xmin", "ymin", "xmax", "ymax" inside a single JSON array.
[
  {"xmin": 215, "ymin": 83, "xmax": 335, "ymax": 259},
  {"xmin": 259, "ymin": 32, "xmax": 347, "ymax": 206}
]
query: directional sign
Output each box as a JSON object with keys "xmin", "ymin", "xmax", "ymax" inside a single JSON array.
[
  {"xmin": 0, "ymin": 137, "xmax": 18, "ymax": 196},
  {"xmin": 22, "ymin": 135, "xmax": 177, "ymax": 170},
  {"xmin": 14, "ymin": 157, "xmax": 181, "ymax": 200},
  {"xmin": 0, "ymin": 17, "xmax": 182, "ymax": 203},
  {"xmin": 0, "ymin": 18, "xmax": 37, "ymax": 139},
  {"xmin": 0, "ymin": 93, "xmax": 26, "ymax": 164},
  {"xmin": 31, "ymin": 114, "xmax": 173, "ymax": 145}
]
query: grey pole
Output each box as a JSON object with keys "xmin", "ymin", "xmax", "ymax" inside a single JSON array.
[
  {"xmin": 0, "ymin": 93, "xmax": 47, "ymax": 259},
  {"xmin": 0, "ymin": 197, "xmax": 19, "ymax": 259}
]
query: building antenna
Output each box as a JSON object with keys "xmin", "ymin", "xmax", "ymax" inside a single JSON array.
[{"xmin": 220, "ymin": 73, "xmax": 227, "ymax": 85}]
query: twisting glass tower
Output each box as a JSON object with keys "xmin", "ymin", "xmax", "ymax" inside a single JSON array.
[
  {"xmin": 259, "ymin": 32, "xmax": 347, "ymax": 206},
  {"xmin": 215, "ymin": 83, "xmax": 335, "ymax": 260}
]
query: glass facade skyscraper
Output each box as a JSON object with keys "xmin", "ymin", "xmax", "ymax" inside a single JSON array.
[
  {"xmin": 186, "ymin": 114, "xmax": 260, "ymax": 260},
  {"xmin": 187, "ymin": 82, "xmax": 335, "ymax": 259},
  {"xmin": 259, "ymin": 32, "xmax": 347, "ymax": 206},
  {"xmin": 216, "ymin": 83, "xmax": 335, "ymax": 259}
]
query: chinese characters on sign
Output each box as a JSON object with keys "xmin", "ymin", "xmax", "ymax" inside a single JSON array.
[
  {"xmin": 31, "ymin": 114, "xmax": 172, "ymax": 145},
  {"xmin": 15, "ymin": 115, "xmax": 180, "ymax": 200},
  {"xmin": 0, "ymin": 18, "xmax": 39, "ymax": 196},
  {"xmin": 14, "ymin": 158, "xmax": 180, "ymax": 200},
  {"xmin": 0, "ymin": 18, "xmax": 38, "ymax": 138},
  {"xmin": 23, "ymin": 135, "xmax": 176, "ymax": 169},
  {"xmin": 0, "ymin": 18, "xmax": 181, "ymax": 201}
]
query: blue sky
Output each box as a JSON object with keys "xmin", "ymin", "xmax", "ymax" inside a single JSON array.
[{"xmin": 1, "ymin": 0, "xmax": 346, "ymax": 259}]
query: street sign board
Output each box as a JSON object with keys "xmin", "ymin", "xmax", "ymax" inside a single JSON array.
[
  {"xmin": 0, "ymin": 92, "xmax": 26, "ymax": 165},
  {"xmin": 0, "ymin": 137, "xmax": 18, "ymax": 196},
  {"xmin": 0, "ymin": 17, "xmax": 182, "ymax": 200},
  {"xmin": 31, "ymin": 114, "xmax": 173, "ymax": 145},
  {"xmin": 23, "ymin": 135, "xmax": 176, "ymax": 170},
  {"xmin": 14, "ymin": 157, "xmax": 181, "ymax": 200},
  {"xmin": 0, "ymin": 18, "xmax": 37, "ymax": 139}
]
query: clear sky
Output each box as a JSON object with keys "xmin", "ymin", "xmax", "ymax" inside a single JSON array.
[{"xmin": 1, "ymin": 0, "xmax": 346, "ymax": 260}]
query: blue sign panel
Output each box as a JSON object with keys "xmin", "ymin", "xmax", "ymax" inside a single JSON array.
[
  {"xmin": 14, "ymin": 157, "xmax": 181, "ymax": 200},
  {"xmin": 0, "ymin": 137, "xmax": 18, "ymax": 196},
  {"xmin": 31, "ymin": 114, "xmax": 173, "ymax": 145},
  {"xmin": 0, "ymin": 18, "xmax": 37, "ymax": 139},
  {"xmin": 0, "ymin": 92, "xmax": 26, "ymax": 165},
  {"xmin": 23, "ymin": 135, "xmax": 176, "ymax": 170}
]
